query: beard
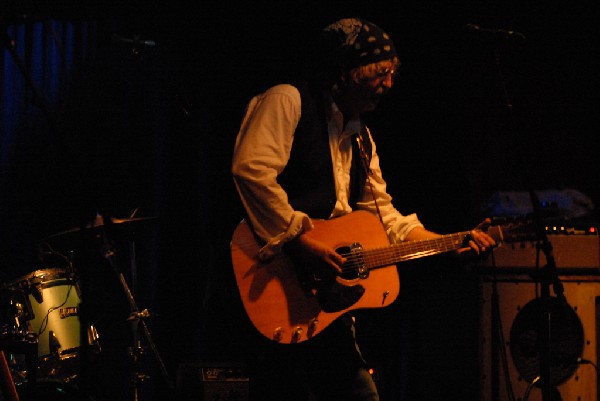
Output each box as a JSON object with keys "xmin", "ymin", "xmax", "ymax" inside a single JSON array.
[
  {"xmin": 333, "ymin": 80, "xmax": 389, "ymax": 115},
  {"xmin": 360, "ymin": 87, "xmax": 387, "ymax": 111}
]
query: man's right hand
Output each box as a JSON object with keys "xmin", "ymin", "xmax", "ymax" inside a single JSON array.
[{"xmin": 284, "ymin": 234, "xmax": 345, "ymax": 280}]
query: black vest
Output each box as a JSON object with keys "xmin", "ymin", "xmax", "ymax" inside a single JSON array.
[{"xmin": 277, "ymin": 82, "xmax": 372, "ymax": 219}]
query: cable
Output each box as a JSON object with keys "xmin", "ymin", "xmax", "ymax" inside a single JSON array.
[
  {"xmin": 523, "ymin": 375, "xmax": 540, "ymax": 401},
  {"xmin": 577, "ymin": 357, "xmax": 598, "ymax": 371}
]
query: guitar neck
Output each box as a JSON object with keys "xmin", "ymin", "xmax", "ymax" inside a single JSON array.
[{"xmin": 361, "ymin": 231, "xmax": 471, "ymax": 270}]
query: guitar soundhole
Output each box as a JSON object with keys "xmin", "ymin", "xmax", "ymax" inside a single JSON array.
[{"xmin": 337, "ymin": 244, "xmax": 367, "ymax": 280}]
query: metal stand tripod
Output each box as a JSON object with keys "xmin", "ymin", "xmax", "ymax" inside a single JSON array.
[{"xmin": 100, "ymin": 218, "xmax": 173, "ymax": 401}]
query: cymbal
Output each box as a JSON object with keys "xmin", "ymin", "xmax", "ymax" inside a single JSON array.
[{"xmin": 44, "ymin": 215, "xmax": 158, "ymax": 241}]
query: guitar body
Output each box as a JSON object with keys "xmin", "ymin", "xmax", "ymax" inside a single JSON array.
[{"xmin": 230, "ymin": 211, "xmax": 399, "ymax": 344}]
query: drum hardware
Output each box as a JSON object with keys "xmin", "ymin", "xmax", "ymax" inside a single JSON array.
[
  {"xmin": 127, "ymin": 310, "xmax": 152, "ymax": 392},
  {"xmin": 30, "ymin": 283, "xmax": 44, "ymax": 304},
  {"xmin": 1, "ymin": 300, "xmax": 26, "ymax": 338},
  {"xmin": 43, "ymin": 214, "xmax": 158, "ymax": 244},
  {"xmin": 34, "ymin": 210, "xmax": 167, "ymax": 399},
  {"xmin": 0, "ymin": 332, "xmax": 38, "ymax": 392},
  {"xmin": 1, "ymin": 350, "xmax": 20, "ymax": 401},
  {"xmin": 48, "ymin": 331, "xmax": 61, "ymax": 355},
  {"xmin": 93, "ymin": 211, "xmax": 172, "ymax": 401},
  {"xmin": 1, "ymin": 267, "xmax": 101, "ymax": 387},
  {"xmin": 106, "ymin": 247, "xmax": 172, "ymax": 401},
  {"xmin": 1, "ymin": 282, "xmax": 38, "ymax": 390}
]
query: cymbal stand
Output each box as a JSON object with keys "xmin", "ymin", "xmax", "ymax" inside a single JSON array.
[{"xmin": 99, "ymin": 222, "xmax": 172, "ymax": 401}]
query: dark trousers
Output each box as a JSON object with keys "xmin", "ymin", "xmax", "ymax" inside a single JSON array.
[{"xmin": 247, "ymin": 314, "xmax": 379, "ymax": 401}]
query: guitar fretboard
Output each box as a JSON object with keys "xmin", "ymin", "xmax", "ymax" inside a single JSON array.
[{"xmin": 362, "ymin": 231, "xmax": 470, "ymax": 269}]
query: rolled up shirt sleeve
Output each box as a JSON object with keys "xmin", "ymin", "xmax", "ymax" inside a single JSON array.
[{"xmin": 231, "ymin": 84, "xmax": 313, "ymax": 258}]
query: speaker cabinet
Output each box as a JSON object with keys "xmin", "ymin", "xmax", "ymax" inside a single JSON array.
[
  {"xmin": 176, "ymin": 362, "xmax": 249, "ymax": 401},
  {"xmin": 479, "ymin": 275, "xmax": 599, "ymax": 401}
]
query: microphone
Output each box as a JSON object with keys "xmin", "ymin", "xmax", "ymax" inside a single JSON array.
[
  {"xmin": 465, "ymin": 24, "xmax": 526, "ymax": 40},
  {"xmin": 111, "ymin": 34, "xmax": 157, "ymax": 48}
]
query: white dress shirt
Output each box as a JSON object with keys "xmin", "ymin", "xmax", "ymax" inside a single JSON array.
[{"xmin": 232, "ymin": 84, "xmax": 423, "ymax": 259}]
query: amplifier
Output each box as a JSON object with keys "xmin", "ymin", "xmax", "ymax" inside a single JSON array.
[
  {"xmin": 176, "ymin": 362, "xmax": 249, "ymax": 401},
  {"xmin": 480, "ymin": 234, "xmax": 600, "ymax": 273}
]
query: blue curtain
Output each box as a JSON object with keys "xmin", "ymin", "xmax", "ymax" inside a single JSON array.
[
  {"xmin": 2, "ymin": 19, "xmax": 96, "ymax": 163},
  {"xmin": 1, "ymin": 19, "xmax": 97, "ymax": 276}
]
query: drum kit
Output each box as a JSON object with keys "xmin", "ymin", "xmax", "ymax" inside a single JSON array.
[{"xmin": 0, "ymin": 213, "xmax": 168, "ymax": 401}]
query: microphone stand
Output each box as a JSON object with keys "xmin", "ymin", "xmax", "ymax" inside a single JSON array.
[
  {"xmin": 1, "ymin": 23, "xmax": 58, "ymax": 135},
  {"xmin": 488, "ymin": 39, "xmax": 565, "ymax": 401},
  {"xmin": 98, "ymin": 212, "xmax": 173, "ymax": 401},
  {"xmin": 527, "ymin": 192, "xmax": 565, "ymax": 401}
]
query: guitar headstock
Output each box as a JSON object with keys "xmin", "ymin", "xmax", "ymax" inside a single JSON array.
[{"xmin": 488, "ymin": 217, "xmax": 538, "ymax": 243}]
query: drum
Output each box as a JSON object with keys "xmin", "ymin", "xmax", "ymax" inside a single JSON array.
[{"xmin": 2, "ymin": 268, "xmax": 100, "ymax": 383}]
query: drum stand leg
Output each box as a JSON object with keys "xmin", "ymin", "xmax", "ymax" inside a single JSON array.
[
  {"xmin": 0, "ymin": 350, "xmax": 20, "ymax": 401},
  {"xmin": 103, "ymin": 242, "xmax": 173, "ymax": 401}
]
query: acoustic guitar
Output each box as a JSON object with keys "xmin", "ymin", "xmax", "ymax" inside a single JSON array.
[{"xmin": 231, "ymin": 210, "xmax": 517, "ymax": 344}]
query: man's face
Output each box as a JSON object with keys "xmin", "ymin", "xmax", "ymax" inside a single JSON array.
[{"xmin": 352, "ymin": 62, "xmax": 398, "ymax": 112}]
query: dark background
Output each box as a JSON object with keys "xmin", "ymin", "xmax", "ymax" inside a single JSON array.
[{"xmin": 1, "ymin": 1, "xmax": 598, "ymax": 400}]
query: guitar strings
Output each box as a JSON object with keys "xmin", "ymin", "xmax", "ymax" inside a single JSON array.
[{"xmin": 336, "ymin": 231, "xmax": 470, "ymax": 274}]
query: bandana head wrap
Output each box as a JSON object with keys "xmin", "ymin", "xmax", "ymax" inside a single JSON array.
[{"xmin": 321, "ymin": 18, "xmax": 398, "ymax": 71}]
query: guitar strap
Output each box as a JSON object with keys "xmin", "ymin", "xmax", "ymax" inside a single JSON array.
[{"xmin": 353, "ymin": 129, "xmax": 384, "ymax": 225}]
